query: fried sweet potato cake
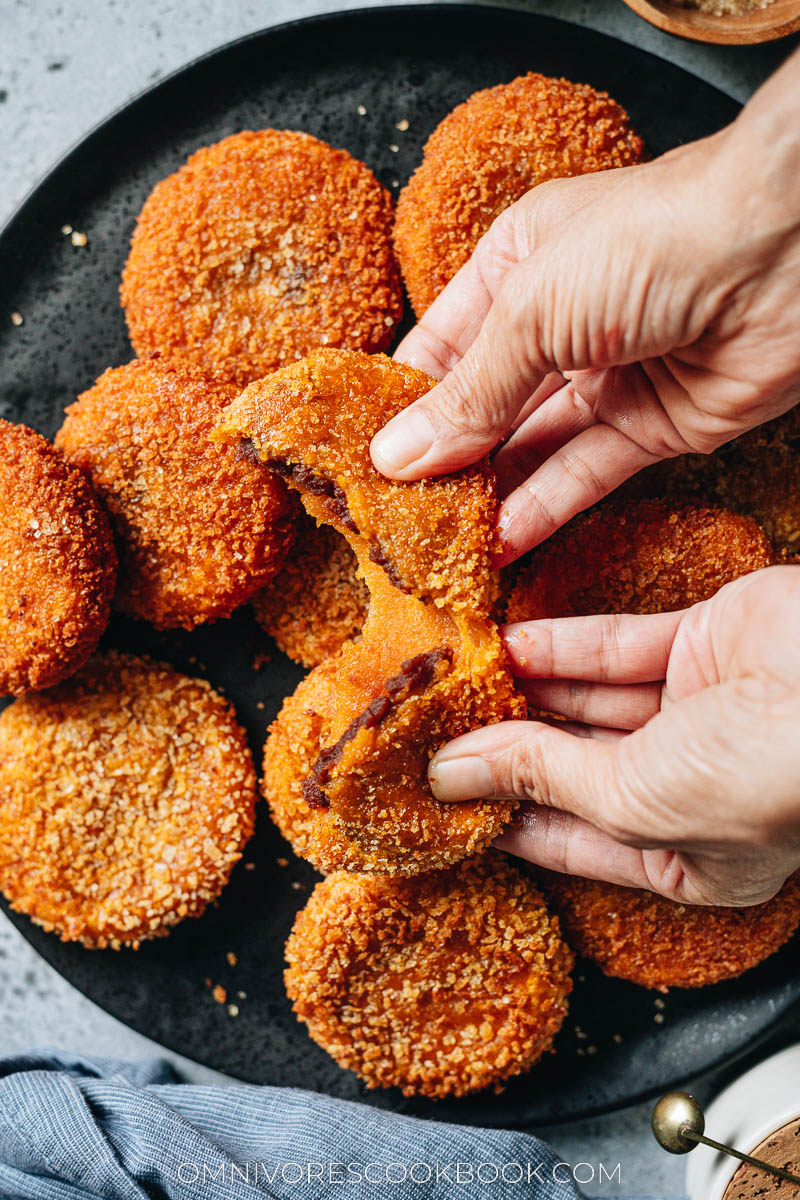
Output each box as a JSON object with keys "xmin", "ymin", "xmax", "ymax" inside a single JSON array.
[
  {"xmin": 216, "ymin": 348, "xmax": 525, "ymax": 875},
  {"xmin": 56, "ymin": 358, "xmax": 294, "ymax": 630},
  {"xmin": 539, "ymin": 871, "xmax": 800, "ymax": 991},
  {"xmin": 506, "ymin": 499, "xmax": 774, "ymax": 622},
  {"xmin": 285, "ymin": 855, "xmax": 573, "ymax": 1097},
  {"xmin": 121, "ymin": 130, "xmax": 403, "ymax": 386},
  {"xmin": 394, "ymin": 73, "xmax": 645, "ymax": 316},
  {"xmin": 643, "ymin": 406, "xmax": 800, "ymax": 559},
  {"xmin": 252, "ymin": 509, "xmax": 368, "ymax": 669},
  {"xmin": 0, "ymin": 653, "xmax": 256, "ymax": 949},
  {"xmin": 0, "ymin": 420, "xmax": 116, "ymax": 696}
]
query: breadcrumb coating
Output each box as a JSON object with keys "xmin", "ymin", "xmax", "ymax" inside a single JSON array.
[
  {"xmin": 56, "ymin": 358, "xmax": 294, "ymax": 630},
  {"xmin": 539, "ymin": 871, "xmax": 800, "ymax": 991},
  {"xmin": 646, "ymin": 407, "xmax": 800, "ymax": 558},
  {"xmin": 217, "ymin": 348, "xmax": 499, "ymax": 613},
  {"xmin": 0, "ymin": 420, "xmax": 116, "ymax": 696},
  {"xmin": 285, "ymin": 855, "xmax": 573, "ymax": 1097},
  {"xmin": 506, "ymin": 499, "xmax": 774, "ymax": 622},
  {"xmin": 0, "ymin": 653, "xmax": 257, "ymax": 949},
  {"xmin": 252, "ymin": 509, "xmax": 368, "ymax": 669},
  {"xmin": 121, "ymin": 130, "xmax": 403, "ymax": 386},
  {"xmin": 217, "ymin": 349, "xmax": 525, "ymax": 875},
  {"xmin": 394, "ymin": 73, "xmax": 645, "ymax": 316}
]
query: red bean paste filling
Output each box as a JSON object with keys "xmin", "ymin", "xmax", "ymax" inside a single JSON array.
[
  {"xmin": 238, "ymin": 439, "xmax": 415, "ymax": 592},
  {"xmin": 267, "ymin": 457, "xmax": 358, "ymax": 534},
  {"xmin": 302, "ymin": 645, "xmax": 455, "ymax": 811},
  {"xmin": 367, "ymin": 541, "xmax": 412, "ymax": 594}
]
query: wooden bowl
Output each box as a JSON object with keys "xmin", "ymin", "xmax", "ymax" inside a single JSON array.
[{"xmin": 620, "ymin": 0, "xmax": 800, "ymax": 43}]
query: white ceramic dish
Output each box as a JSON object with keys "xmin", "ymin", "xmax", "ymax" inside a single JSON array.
[{"xmin": 686, "ymin": 1042, "xmax": 800, "ymax": 1199}]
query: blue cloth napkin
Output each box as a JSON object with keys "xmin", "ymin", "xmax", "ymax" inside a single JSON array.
[
  {"xmin": 0, "ymin": 1051, "xmax": 583, "ymax": 1200},
  {"xmin": 0, "ymin": 1051, "xmax": 653, "ymax": 1200}
]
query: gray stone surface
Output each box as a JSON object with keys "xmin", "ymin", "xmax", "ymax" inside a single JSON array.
[
  {"xmin": 1, "ymin": 2, "xmax": 798, "ymax": 1196},
  {"xmin": 2, "ymin": 0, "xmax": 796, "ymax": 222}
]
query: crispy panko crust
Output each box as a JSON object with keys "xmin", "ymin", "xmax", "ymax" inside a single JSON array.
[
  {"xmin": 121, "ymin": 130, "xmax": 403, "ymax": 386},
  {"xmin": 252, "ymin": 508, "xmax": 368, "ymax": 669},
  {"xmin": 641, "ymin": 407, "xmax": 800, "ymax": 558},
  {"xmin": 0, "ymin": 653, "xmax": 256, "ymax": 949},
  {"xmin": 0, "ymin": 420, "xmax": 116, "ymax": 696},
  {"xmin": 506, "ymin": 499, "xmax": 774, "ymax": 622},
  {"xmin": 55, "ymin": 358, "xmax": 294, "ymax": 630},
  {"xmin": 394, "ymin": 73, "xmax": 645, "ymax": 316},
  {"xmin": 216, "ymin": 349, "xmax": 525, "ymax": 875},
  {"xmin": 539, "ymin": 871, "xmax": 800, "ymax": 991},
  {"xmin": 285, "ymin": 855, "xmax": 574, "ymax": 1097}
]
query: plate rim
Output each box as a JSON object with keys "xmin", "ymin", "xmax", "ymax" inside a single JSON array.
[{"xmin": 0, "ymin": 1, "xmax": 741, "ymax": 246}]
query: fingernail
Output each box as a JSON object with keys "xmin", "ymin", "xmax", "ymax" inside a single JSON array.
[
  {"xmin": 371, "ymin": 409, "xmax": 435, "ymax": 472},
  {"xmin": 492, "ymin": 506, "xmax": 516, "ymax": 567},
  {"xmin": 429, "ymin": 756, "xmax": 496, "ymax": 802}
]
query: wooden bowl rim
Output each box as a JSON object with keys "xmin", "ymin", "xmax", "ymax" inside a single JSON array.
[{"xmin": 620, "ymin": 0, "xmax": 800, "ymax": 43}]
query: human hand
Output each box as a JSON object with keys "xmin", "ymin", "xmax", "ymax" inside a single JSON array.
[
  {"xmin": 371, "ymin": 50, "xmax": 800, "ymax": 566},
  {"xmin": 428, "ymin": 565, "xmax": 800, "ymax": 907}
]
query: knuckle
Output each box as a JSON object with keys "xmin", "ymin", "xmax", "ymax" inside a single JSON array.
[
  {"xmin": 595, "ymin": 615, "xmax": 624, "ymax": 684},
  {"xmin": 521, "ymin": 178, "xmax": 577, "ymax": 247},
  {"xmin": 520, "ymin": 481, "xmax": 562, "ymax": 541},
  {"xmin": 558, "ymin": 444, "xmax": 608, "ymax": 505},
  {"xmin": 411, "ymin": 323, "xmax": 462, "ymax": 377},
  {"xmin": 503, "ymin": 729, "xmax": 552, "ymax": 805},
  {"xmin": 539, "ymin": 809, "xmax": 572, "ymax": 875},
  {"xmin": 493, "ymin": 263, "xmax": 535, "ymax": 327},
  {"xmin": 566, "ymin": 680, "xmax": 590, "ymax": 722},
  {"xmin": 473, "ymin": 208, "xmax": 520, "ymax": 290},
  {"xmin": 562, "ymin": 381, "xmax": 596, "ymax": 426},
  {"xmin": 432, "ymin": 365, "xmax": 507, "ymax": 443}
]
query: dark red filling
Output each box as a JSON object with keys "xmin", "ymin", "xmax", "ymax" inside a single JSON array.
[
  {"xmin": 368, "ymin": 541, "xmax": 411, "ymax": 594},
  {"xmin": 302, "ymin": 646, "xmax": 455, "ymax": 811},
  {"xmin": 238, "ymin": 441, "xmax": 419, "ymax": 596},
  {"xmin": 268, "ymin": 458, "xmax": 358, "ymax": 533},
  {"xmin": 235, "ymin": 438, "xmax": 261, "ymax": 464}
]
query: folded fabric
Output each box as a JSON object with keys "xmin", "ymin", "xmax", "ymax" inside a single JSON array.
[
  {"xmin": 0, "ymin": 1051, "xmax": 582, "ymax": 1200},
  {"xmin": 0, "ymin": 1050, "xmax": 650, "ymax": 1200}
]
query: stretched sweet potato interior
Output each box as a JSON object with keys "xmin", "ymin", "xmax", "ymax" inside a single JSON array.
[{"xmin": 216, "ymin": 349, "xmax": 524, "ymax": 874}]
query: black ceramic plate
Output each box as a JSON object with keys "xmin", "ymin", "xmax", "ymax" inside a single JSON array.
[{"xmin": 1, "ymin": 3, "xmax": 797, "ymax": 1128}]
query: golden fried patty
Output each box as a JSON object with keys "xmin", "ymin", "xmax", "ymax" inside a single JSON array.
[
  {"xmin": 217, "ymin": 349, "xmax": 524, "ymax": 876},
  {"xmin": 285, "ymin": 855, "xmax": 573, "ymax": 1097},
  {"xmin": 0, "ymin": 420, "xmax": 116, "ymax": 696},
  {"xmin": 0, "ymin": 653, "xmax": 257, "ymax": 948},
  {"xmin": 252, "ymin": 510, "xmax": 368, "ymax": 669},
  {"xmin": 394, "ymin": 72, "xmax": 645, "ymax": 315},
  {"xmin": 506, "ymin": 499, "xmax": 774, "ymax": 622},
  {"xmin": 121, "ymin": 129, "xmax": 403, "ymax": 386},
  {"xmin": 56, "ymin": 358, "xmax": 294, "ymax": 630},
  {"xmin": 539, "ymin": 871, "xmax": 800, "ymax": 990},
  {"xmin": 643, "ymin": 406, "xmax": 800, "ymax": 559}
]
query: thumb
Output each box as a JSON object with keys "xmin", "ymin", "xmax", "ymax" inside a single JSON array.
[
  {"xmin": 428, "ymin": 718, "xmax": 621, "ymax": 830},
  {"xmin": 430, "ymin": 678, "xmax": 789, "ymax": 849},
  {"xmin": 428, "ymin": 687, "xmax": 758, "ymax": 845},
  {"xmin": 427, "ymin": 699, "xmax": 789, "ymax": 904},
  {"xmin": 372, "ymin": 152, "xmax": 714, "ymax": 482},
  {"xmin": 370, "ymin": 262, "xmax": 551, "ymax": 480},
  {"xmin": 371, "ymin": 172, "xmax": 627, "ymax": 481}
]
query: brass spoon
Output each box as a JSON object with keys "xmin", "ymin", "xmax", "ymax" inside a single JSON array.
[{"xmin": 652, "ymin": 1091, "xmax": 800, "ymax": 1188}]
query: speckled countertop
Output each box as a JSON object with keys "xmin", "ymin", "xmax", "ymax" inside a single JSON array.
[{"xmin": 1, "ymin": 3, "xmax": 798, "ymax": 1197}]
